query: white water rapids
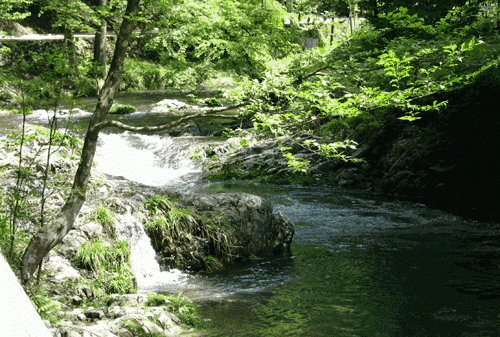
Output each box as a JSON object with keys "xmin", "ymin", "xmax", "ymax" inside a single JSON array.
[{"xmin": 94, "ymin": 131, "xmax": 203, "ymax": 192}]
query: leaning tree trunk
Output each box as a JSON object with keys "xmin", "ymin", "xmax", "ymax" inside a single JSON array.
[{"xmin": 20, "ymin": 0, "xmax": 141, "ymax": 287}]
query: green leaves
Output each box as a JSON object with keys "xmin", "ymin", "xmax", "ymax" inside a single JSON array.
[{"xmin": 280, "ymin": 147, "xmax": 310, "ymax": 173}]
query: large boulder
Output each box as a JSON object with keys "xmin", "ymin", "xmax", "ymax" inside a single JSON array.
[{"xmin": 178, "ymin": 192, "xmax": 294, "ymax": 260}]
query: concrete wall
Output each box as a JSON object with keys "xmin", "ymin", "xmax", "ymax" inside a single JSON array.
[{"xmin": 0, "ymin": 252, "xmax": 52, "ymax": 337}]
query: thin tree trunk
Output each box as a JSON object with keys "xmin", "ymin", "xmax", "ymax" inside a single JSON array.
[
  {"xmin": 20, "ymin": 0, "xmax": 141, "ymax": 288},
  {"xmin": 93, "ymin": 0, "xmax": 108, "ymax": 78}
]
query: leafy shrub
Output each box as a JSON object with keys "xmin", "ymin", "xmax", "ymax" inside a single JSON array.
[{"xmin": 110, "ymin": 104, "xmax": 137, "ymax": 114}]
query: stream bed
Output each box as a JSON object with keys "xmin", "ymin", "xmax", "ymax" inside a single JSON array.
[{"xmin": 2, "ymin": 98, "xmax": 500, "ymax": 336}]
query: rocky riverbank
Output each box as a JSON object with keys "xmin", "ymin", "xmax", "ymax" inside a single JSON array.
[{"xmin": 0, "ymin": 123, "xmax": 294, "ymax": 336}]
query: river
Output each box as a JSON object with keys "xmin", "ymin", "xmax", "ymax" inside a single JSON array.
[{"xmin": 2, "ymin": 99, "xmax": 500, "ymax": 336}]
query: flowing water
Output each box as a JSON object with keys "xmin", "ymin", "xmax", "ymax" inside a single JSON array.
[{"xmin": 2, "ymin": 99, "xmax": 500, "ymax": 336}]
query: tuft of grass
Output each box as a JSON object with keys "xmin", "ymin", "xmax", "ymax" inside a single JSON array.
[
  {"xmin": 91, "ymin": 206, "xmax": 116, "ymax": 238},
  {"xmin": 72, "ymin": 239, "xmax": 136, "ymax": 295},
  {"xmin": 143, "ymin": 195, "xmax": 174, "ymax": 216},
  {"xmin": 204, "ymin": 255, "xmax": 223, "ymax": 271},
  {"xmin": 33, "ymin": 126, "xmax": 81, "ymax": 148}
]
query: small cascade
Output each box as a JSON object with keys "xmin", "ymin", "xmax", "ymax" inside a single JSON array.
[
  {"xmin": 114, "ymin": 213, "xmax": 190, "ymax": 292},
  {"xmin": 114, "ymin": 214, "xmax": 161, "ymax": 279},
  {"xmin": 95, "ymin": 131, "xmax": 202, "ymax": 192}
]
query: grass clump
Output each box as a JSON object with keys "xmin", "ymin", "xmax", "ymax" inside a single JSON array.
[
  {"xmin": 72, "ymin": 239, "xmax": 136, "ymax": 295},
  {"xmin": 144, "ymin": 207, "xmax": 196, "ymax": 247},
  {"xmin": 143, "ymin": 195, "xmax": 174, "ymax": 216},
  {"xmin": 204, "ymin": 255, "xmax": 223, "ymax": 271}
]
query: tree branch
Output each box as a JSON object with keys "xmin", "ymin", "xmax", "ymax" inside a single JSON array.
[{"xmin": 91, "ymin": 101, "xmax": 249, "ymax": 133}]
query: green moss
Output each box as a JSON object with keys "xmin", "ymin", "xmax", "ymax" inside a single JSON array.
[{"xmin": 109, "ymin": 104, "xmax": 137, "ymax": 114}]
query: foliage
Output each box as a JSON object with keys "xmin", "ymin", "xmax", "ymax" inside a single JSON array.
[
  {"xmin": 121, "ymin": 59, "xmax": 170, "ymax": 90},
  {"xmin": 32, "ymin": 126, "xmax": 82, "ymax": 148},
  {"xmin": 0, "ymin": 0, "xmax": 32, "ymax": 24},
  {"xmin": 110, "ymin": 104, "xmax": 137, "ymax": 115},
  {"xmin": 190, "ymin": 149, "xmax": 204, "ymax": 160},
  {"xmin": 27, "ymin": 290, "xmax": 63, "ymax": 326},
  {"xmin": 216, "ymin": 4, "xmax": 500, "ymax": 172},
  {"xmin": 280, "ymin": 147, "xmax": 310, "ymax": 173}
]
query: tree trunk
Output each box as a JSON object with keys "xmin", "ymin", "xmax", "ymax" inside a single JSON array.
[
  {"xmin": 93, "ymin": 0, "xmax": 108, "ymax": 78},
  {"xmin": 20, "ymin": 0, "xmax": 141, "ymax": 288}
]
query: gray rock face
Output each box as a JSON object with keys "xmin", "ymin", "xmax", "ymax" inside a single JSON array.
[{"xmin": 44, "ymin": 254, "xmax": 82, "ymax": 282}]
